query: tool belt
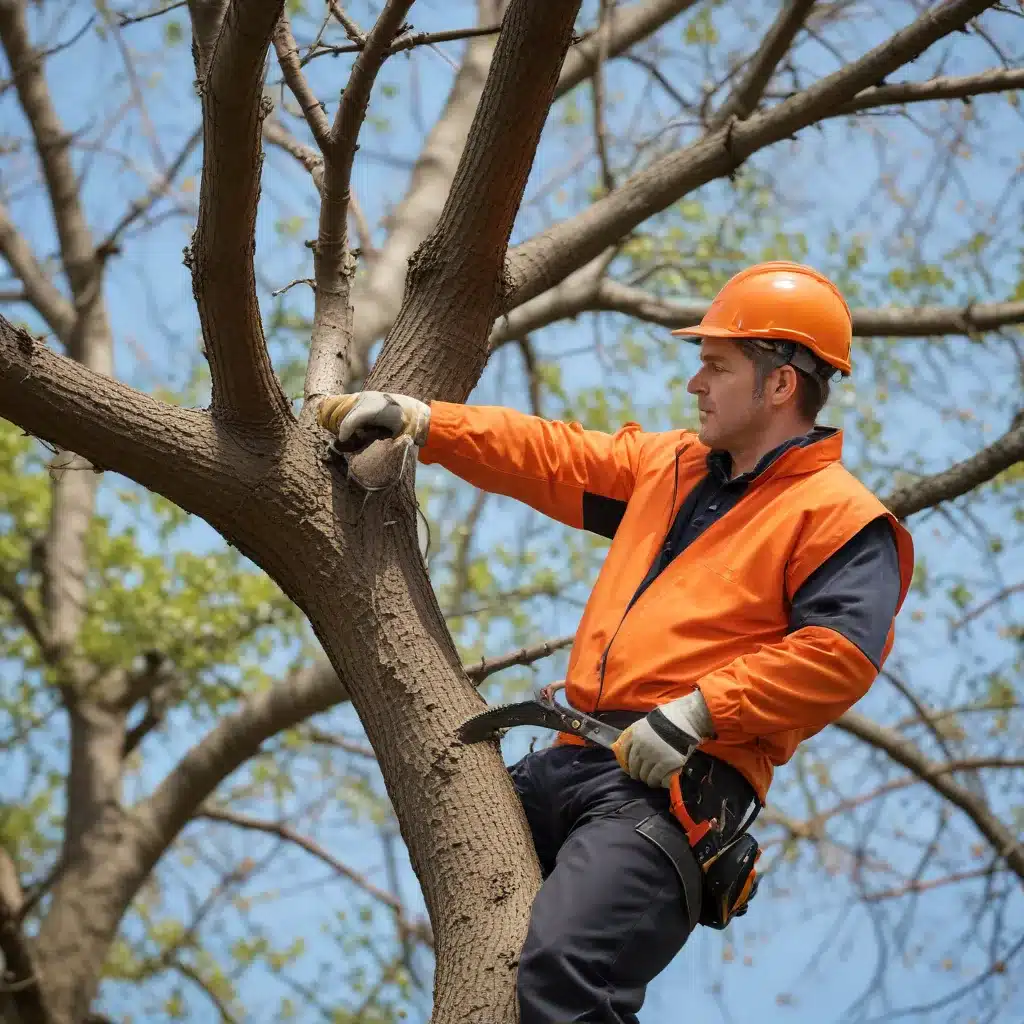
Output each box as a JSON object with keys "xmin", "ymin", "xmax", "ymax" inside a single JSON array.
[{"xmin": 589, "ymin": 710, "xmax": 763, "ymax": 930}]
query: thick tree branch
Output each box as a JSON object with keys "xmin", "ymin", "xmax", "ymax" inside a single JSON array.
[
  {"xmin": 505, "ymin": 0, "xmax": 1000, "ymax": 308},
  {"xmin": 369, "ymin": 0, "xmax": 586, "ymax": 396},
  {"xmin": 835, "ymin": 711, "xmax": 1024, "ymax": 881},
  {"xmin": 0, "ymin": 316, "xmax": 265, "ymax": 528},
  {"xmin": 349, "ymin": 0, "xmax": 696, "ymax": 371},
  {"xmin": 198, "ymin": 807, "xmax": 434, "ymax": 947},
  {"xmin": 710, "ymin": 0, "xmax": 817, "ymax": 128},
  {"xmin": 882, "ymin": 411, "xmax": 1024, "ymax": 519},
  {"xmin": 492, "ymin": 272, "xmax": 1024, "ymax": 346},
  {"xmin": 186, "ymin": 0, "xmax": 292, "ymax": 428},
  {"xmin": 303, "ymin": 0, "xmax": 415, "ymax": 406}
]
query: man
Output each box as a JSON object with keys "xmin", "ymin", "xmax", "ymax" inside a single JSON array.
[{"xmin": 318, "ymin": 261, "xmax": 915, "ymax": 1023}]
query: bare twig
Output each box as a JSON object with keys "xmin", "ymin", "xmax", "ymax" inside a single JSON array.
[
  {"xmin": 199, "ymin": 806, "xmax": 434, "ymax": 946},
  {"xmin": 835, "ymin": 711, "xmax": 1024, "ymax": 881},
  {"xmin": 863, "ymin": 865, "xmax": 1006, "ymax": 903},
  {"xmin": 118, "ymin": 1, "xmax": 187, "ymax": 27},
  {"xmin": 464, "ymin": 635, "xmax": 575, "ymax": 683},
  {"xmin": 262, "ymin": 115, "xmax": 324, "ymax": 189},
  {"xmin": 99, "ymin": 127, "xmax": 202, "ymax": 252},
  {"xmin": 950, "ymin": 580, "xmax": 1024, "ymax": 631},
  {"xmin": 306, "ymin": 22, "xmax": 503, "ymax": 61},
  {"xmin": 710, "ymin": 0, "xmax": 817, "ymax": 128},
  {"xmin": 0, "ymin": 14, "xmax": 95, "ymax": 98}
]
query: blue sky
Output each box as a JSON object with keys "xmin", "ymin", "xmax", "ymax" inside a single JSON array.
[{"xmin": 2, "ymin": 1, "xmax": 1023, "ymax": 1021}]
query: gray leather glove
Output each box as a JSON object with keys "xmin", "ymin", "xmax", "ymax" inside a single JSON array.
[
  {"xmin": 317, "ymin": 391, "xmax": 431, "ymax": 450},
  {"xmin": 612, "ymin": 690, "xmax": 714, "ymax": 789}
]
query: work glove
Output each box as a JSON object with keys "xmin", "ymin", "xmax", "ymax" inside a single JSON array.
[
  {"xmin": 612, "ymin": 690, "xmax": 714, "ymax": 789},
  {"xmin": 317, "ymin": 391, "xmax": 431, "ymax": 451}
]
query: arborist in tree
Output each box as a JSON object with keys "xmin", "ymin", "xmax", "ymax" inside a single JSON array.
[{"xmin": 318, "ymin": 261, "xmax": 916, "ymax": 1024}]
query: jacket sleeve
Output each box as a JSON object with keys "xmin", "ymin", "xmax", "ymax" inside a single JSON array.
[
  {"xmin": 697, "ymin": 517, "xmax": 903, "ymax": 741},
  {"xmin": 418, "ymin": 401, "xmax": 649, "ymax": 532}
]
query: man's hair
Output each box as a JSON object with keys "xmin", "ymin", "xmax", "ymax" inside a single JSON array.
[{"xmin": 735, "ymin": 339, "xmax": 834, "ymax": 422}]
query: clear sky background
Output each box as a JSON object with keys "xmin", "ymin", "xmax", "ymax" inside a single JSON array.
[{"xmin": 3, "ymin": 1, "xmax": 1022, "ymax": 1021}]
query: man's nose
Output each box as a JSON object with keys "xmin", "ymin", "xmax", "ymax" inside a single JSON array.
[{"xmin": 686, "ymin": 372, "xmax": 704, "ymax": 395}]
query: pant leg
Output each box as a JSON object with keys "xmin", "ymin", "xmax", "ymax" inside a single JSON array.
[{"xmin": 516, "ymin": 753, "xmax": 698, "ymax": 1024}]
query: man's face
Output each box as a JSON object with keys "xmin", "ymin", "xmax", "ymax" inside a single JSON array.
[{"xmin": 685, "ymin": 337, "xmax": 770, "ymax": 450}]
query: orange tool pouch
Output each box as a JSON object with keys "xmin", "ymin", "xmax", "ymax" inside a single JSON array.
[{"xmin": 669, "ymin": 772, "xmax": 761, "ymax": 930}]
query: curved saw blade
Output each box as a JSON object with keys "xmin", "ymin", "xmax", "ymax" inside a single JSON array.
[{"xmin": 456, "ymin": 698, "xmax": 623, "ymax": 749}]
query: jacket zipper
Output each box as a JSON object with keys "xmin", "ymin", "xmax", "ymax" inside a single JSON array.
[{"xmin": 594, "ymin": 445, "xmax": 686, "ymax": 711}]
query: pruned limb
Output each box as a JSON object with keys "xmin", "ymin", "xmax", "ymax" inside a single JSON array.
[
  {"xmin": 186, "ymin": 0, "xmax": 292, "ymax": 429},
  {"xmin": 835, "ymin": 711, "xmax": 1024, "ymax": 881},
  {"xmin": 709, "ymin": 0, "xmax": 817, "ymax": 128},
  {"xmin": 505, "ymin": 0, "xmax": 1001, "ymax": 308},
  {"xmin": 349, "ymin": 0, "xmax": 699, "ymax": 371},
  {"xmin": 302, "ymin": 0, "xmax": 415, "ymax": 406},
  {"xmin": 198, "ymin": 807, "xmax": 434, "ymax": 947},
  {"xmin": 882, "ymin": 411, "xmax": 1024, "ymax": 519}
]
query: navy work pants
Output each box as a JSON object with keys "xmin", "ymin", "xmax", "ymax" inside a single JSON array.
[{"xmin": 509, "ymin": 744, "xmax": 754, "ymax": 1023}]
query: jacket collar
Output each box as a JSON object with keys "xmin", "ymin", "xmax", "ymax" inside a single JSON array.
[{"xmin": 705, "ymin": 425, "xmax": 842, "ymax": 485}]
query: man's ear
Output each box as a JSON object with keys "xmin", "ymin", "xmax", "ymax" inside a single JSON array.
[{"xmin": 770, "ymin": 365, "xmax": 800, "ymax": 407}]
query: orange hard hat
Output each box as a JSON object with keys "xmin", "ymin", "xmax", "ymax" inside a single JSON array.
[{"xmin": 671, "ymin": 261, "xmax": 853, "ymax": 376}]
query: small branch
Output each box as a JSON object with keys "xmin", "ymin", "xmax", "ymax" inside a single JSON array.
[
  {"xmin": 863, "ymin": 865, "xmax": 1005, "ymax": 903},
  {"xmin": 98, "ymin": 126, "xmax": 202, "ymax": 252},
  {"xmin": 835, "ymin": 710, "xmax": 1024, "ymax": 882},
  {"xmin": 882, "ymin": 411, "xmax": 1024, "ymax": 519},
  {"xmin": 0, "ymin": 13, "xmax": 95, "ymax": 99},
  {"xmin": 306, "ymin": 22, "xmax": 503, "ymax": 61},
  {"xmin": 300, "ymin": 725, "xmax": 376, "ymax": 759},
  {"xmin": 710, "ymin": 0, "xmax": 817, "ymax": 128},
  {"xmin": 555, "ymin": 0, "xmax": 701, "ymax": 100},
  {"xmin": 262, "ymin": 115, "xmax": 324, "ymax": 190},
  {"xmin": 591, "ymin": 278, "xmax": 1024, "ymax": 338},
  {"xmin": 186, "ymin": 0, "xmax": 293, "ymax": 428},
  {"xmin": 950, "ymin": 580, "xmax": 1024, "ymax": 631},
  {"xmin": 505, "ymin": 0, "xmax": 1002, "ymax": 309},
  {"xmin": 118, "ymin": 1, "xmax": 187, "ymax": 27},
  {"xmin": 327, "ymin": 0, "xmax": 365, "ymax": 45},
  {"xmin": 302, "ymin": 0, "xmax": 415, "ymax": 405},
  {"xmin": 831, "ymin": 65, "xmax": 1024, "ymax": 116},
  {"xmin": 464, "ymin": 635, "xmax": 575, "ymax": 683},
  {"xmin": 0, "ymin": 849, "xmax": 49, "ymax": 1024},
  {"xmin": 0, "ymin": 566, "xmax": 51, "ymax": 657},
  {"xmin": 270, "ymin": 277, "xmax": 315, "ymax": 298},
  {"xmin": 199, "ymin": 806, "xmax": 434, "ymax": 947},
  {"xmin": 273, "ymin": 13, "xmax": 331, "ymax": 149}
]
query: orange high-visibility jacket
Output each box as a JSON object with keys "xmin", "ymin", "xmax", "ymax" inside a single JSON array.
[{"xmin": 420, "ymin": 402, "xmax": 915, "ymax": 802}]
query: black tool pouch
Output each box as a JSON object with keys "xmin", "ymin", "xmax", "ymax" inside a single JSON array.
[{"xmin": 696, "ymin": 831, "xmax": 761, "ymax": 930}]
